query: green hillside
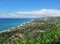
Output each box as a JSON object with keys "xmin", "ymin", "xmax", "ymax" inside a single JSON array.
[{"xmin": 0, "ymin": 17, "xmax": 60, "ymax": 44}]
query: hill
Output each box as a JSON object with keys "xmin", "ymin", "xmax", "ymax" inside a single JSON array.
[{"xmin": 0, "ymin": 17, "xmax": 60, "ymax": 44}]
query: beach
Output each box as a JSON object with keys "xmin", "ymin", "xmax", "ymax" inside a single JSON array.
[{"xmin": 0, "ymin": 19, "xmax": 33, "ymax": 33}]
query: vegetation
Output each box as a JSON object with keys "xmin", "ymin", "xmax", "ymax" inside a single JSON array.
[{"xmin": 0, "ymin": 17, "xmax": 60, "ymax": 44}]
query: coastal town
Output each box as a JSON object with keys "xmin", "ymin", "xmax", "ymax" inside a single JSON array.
[{"xmin": 0, "ymin": 17, "xmax": 60, "ymax": 44}]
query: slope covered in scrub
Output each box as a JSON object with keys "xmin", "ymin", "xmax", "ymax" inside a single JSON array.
[{"xmin": 0, "ymin": 17, "xmax": 60, "ymax": 44}]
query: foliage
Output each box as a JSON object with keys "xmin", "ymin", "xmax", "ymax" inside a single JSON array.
[{"xmin": 0, "ymin": 17, "xmax": 60, "ymax": 44}]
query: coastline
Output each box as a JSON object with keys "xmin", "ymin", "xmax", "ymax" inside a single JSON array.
[{"xmin": 0, "ymin": 19, "xmax": 33, "ymax": 33}]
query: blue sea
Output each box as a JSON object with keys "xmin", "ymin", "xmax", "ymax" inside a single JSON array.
[{"xmin": 0, "ymin": 18, "xmax": 32, "ymax": 31}]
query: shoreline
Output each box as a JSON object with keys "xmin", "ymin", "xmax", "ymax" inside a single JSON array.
[{"xmin": 0, "ymin": 19, "xmax": 33, "ymax": 33}]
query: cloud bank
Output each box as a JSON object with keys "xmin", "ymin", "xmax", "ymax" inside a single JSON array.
[{"xmin": 1, "ymin": 9, "xmax": 60, "ymax": 18}]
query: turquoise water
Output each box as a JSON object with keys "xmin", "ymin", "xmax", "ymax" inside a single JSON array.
[{"xmin": 0, "ymin": 18, "xmax": 32, "ymax": 31}]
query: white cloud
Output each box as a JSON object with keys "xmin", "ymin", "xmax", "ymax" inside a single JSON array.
[
  {"xmin": 16, "ymin": 9, "xmax": 60, "ymax": 15},
  {"xmin": 1, "ymin": 9, "xmax": 60, "ymax": 18}
]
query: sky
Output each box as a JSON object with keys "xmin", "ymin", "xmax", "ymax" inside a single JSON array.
[{"xmin": 0, "ymin": 0, "xmax": 60, "ymax": 18}]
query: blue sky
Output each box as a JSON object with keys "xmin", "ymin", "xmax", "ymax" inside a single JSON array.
[{"xmin": 0, "ymin": 0, "xmax": 60, "ymax": 18}]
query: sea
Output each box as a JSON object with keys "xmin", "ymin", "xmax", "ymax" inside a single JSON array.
[{"xmin": 0, "ymin": 18, "xmax": 32, "ymax": 31}]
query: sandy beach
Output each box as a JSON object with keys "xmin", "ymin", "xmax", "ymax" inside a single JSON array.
[{"xmin": 0, "ymin": 19, "xmax": 33, "ymax": 33}]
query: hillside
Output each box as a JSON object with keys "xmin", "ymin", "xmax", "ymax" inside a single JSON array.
[{"xmin": 0, "ymin": 17, "xmax": 60, "ymax": 44}]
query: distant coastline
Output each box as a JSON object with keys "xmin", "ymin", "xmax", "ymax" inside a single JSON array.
[{"xmin": 0, "ymin": 19, "xmax": 33, "ymax": 33}]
